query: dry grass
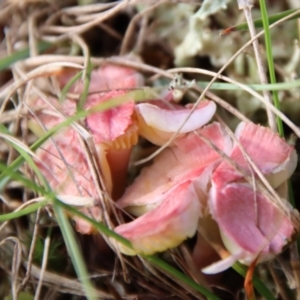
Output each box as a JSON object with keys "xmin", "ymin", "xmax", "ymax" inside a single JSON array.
[{"xmin": 0, "ymin": 0, "xmax": 300, "ymax": 299}]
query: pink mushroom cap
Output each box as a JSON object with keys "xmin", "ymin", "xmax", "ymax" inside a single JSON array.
[
  {"xmin": 212, "ymin": 122, "xmax": 297, "ymax": 188},
  {"xmin": 114, "ymin": 180, "xmax": 202, "ymax": 255},
  {"xmin": 117, "ymin": 122, "xmax": 232, "ymax": 216},
  {"xmin": 35, "ymin": 127, "xmax": 102, "ymax": 234},
  {"xmin": 204, "ymin": 182, "xmax": 294, "ymax": 273},
  {"xmin": 202, "ymin": 122, "xmax": 297, "ymax": 273},
  {"xmin": 32, "ymin": 65, "xmax": 144, "ymax": 233},
  {"xmin": 135, "ymin": 100, "xmax": 217, "ymax": 146},
  {"xmin": 58, "ymin": 64, "xmax": 144, "ymax": 94}
]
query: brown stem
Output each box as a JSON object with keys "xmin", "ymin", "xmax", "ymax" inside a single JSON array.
[{"xmin": 106, "ymin": 148, "xmax": 132, "ymax": 200}]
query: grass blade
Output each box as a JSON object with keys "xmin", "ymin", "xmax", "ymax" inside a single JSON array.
[
  {"xmin": 52, "ymin": 202, "xmax": 97, "ymax": 300},
  {"xmin": 222, "ymin": 8, "xmax": 300, "ymax": 34},
  {"xmin": 0, "ymin": 41, "xmax": 52, "ymax": 71},
  {"xmin": 197, "ymin": 78, "xmax": 300, "ymax": 91},
  {"xmin": 258, "ymin": 0, "xmax": 284, "ymax": 136}
]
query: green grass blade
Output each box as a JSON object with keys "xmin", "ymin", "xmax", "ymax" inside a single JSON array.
[
  {"xmin": 0, "ymin": 125, "xmax": 47, "ymax": 187},
  {"xmin": 0, "ymin": 162, "xmax": 49, "ymax": 195},
  {"xmin": 258, "ymin": 2, "xmax": 300, "ymax": 256},
  {"xmin": 259, "ymin": 0, "xmax": 284, "ymax": 136},
  {"xmin": 0, "ymin": 41, "xmax": 52, "ymax": 71},
  {"xmin": 196, "ymin": 78, "xmax": 300, "ymax": 91},
  {"xmin": 223, "ymin": 8, "xmax": 300, "ymax": 34},
  {"xmin": 59, "ymin": 71, "xmax": 83, "ymax": 103},
  {"xmin": 0, "ymin": 201, "xmax": 48, "ymax": 222},
  {"xmin": 55, "ymin": 200, "xmax": 132, "ymax": 247},
  {"xmin": 52, "ymin": 202, "xmax": 97, "ymax": 300},
  {"xmin": 78, "ymin": 58, "xmax": 92, "ymax": 111}
]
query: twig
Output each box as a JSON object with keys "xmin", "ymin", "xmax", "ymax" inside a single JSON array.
[
  {"xmin": 27, "ymin": 263, "xmax": 127, "ymax": 299},
  {"xmin": 120, "ymin": 0, "xmax": 165, "ymax": 55},
  {"xmin": 269, "ymin": 263, "xmax": 290, "ymax": 300},
  {"xmin": 0, "ymin": 62, "xmax": 83, "ymax": 108},
  {"xmin": 17, "ymin": 209, "xmax": 41, "ymax": 294},
  {"xmin": 289, "ymin": 242, "xmax": 300, "ymax": 298},
  {"xmin": 0, "ymin": 238, "xmax": 22, "ymax": 300},
  {"xmin": 34, "ymin": 234, "xmax": 50, "ymax": 300},
  {"xmin": 42, "ymin": 0, "xmax": 135, "ymax": 37},
  {"xmin": 237, "ymin": 0, "xmax": 276, "ymax": 131},
  {"xmin": 62, "ymin": 1, "xmax": 119, "ymax": 15}
]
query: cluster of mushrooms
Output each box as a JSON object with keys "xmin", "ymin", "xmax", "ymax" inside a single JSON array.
[{"xmin": 29, "ymin": 64, "xmax": 298, "ymax": 274}]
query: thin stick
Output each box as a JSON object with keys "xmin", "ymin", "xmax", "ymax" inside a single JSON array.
[
  {"xmin": 289, "ymin": 242, "xmax": 300, "ymax": 297},
  {"xmin": 120, "ymin": 0, "xmax": 165, "ymax": 55},
  {"xmin": 42, "ymin": 0, "xmax": 135, "ymax": 37},
  {"xmin": 17, "ymin": 209, "xmax": 41, "ymax": 294},
  {"xmin": 0, "ymin": 238, "xmax": 22, "ymax": 300},
  {"xmin": 237, "ymin": 0, "xmax": 276, "ymax": 132},
  {"xmin": 269, "ymin": 263, "xmax": 290, "ymax": 300},
  {"xmin": 34, "ymin": 234, "xmax": 51, "ymax": 300}
]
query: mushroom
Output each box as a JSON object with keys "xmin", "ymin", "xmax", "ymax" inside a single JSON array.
[
  {"xmin": 115, "ymin": 120, "xmax": 297, "ymax": 275},
  {"xmin": 115, "ymin": 180, "xmax": 202, "ymax": 255},
  {"xmin": 115, "ymin": 122, "xmax": 231, "ymax": 253},
  {"xmin": 31, "ymin": 64, "xmax": 217, "ymax": 234},
  {"xmin": 211, "ymin": 121, "xmax": 297, "ymax": 188},
  {"xmin": 58, "ymin": 63, "xmax": 144, "ymax": 94},
  {"xmin": 202, "ymin": 122, "xmax": 297, "ymax": 273},
  {"xmin": 202, "ymin": 182, "xmax": 295, "ymax": 274},
  {"xmin": 31, "ymin": 65, "xmax": 143, "ymax": 233},
  {"xmin": 135, "ymin": 100, "xmax": 216, "ymax": 146}
]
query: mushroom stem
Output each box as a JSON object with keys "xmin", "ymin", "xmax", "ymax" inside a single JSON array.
[{"xmin": 106, "ymin": 148, "xmax": 132, "ymax": 200}]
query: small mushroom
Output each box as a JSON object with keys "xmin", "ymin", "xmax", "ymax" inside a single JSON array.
[
  {"xmin": 203, "ymin": 122, "xmax": 297, "ymax": 273},
  {"xmin": 135, "ymin": 100, "xmax": 216, "ymax": 146},
  {"xmin": 203, "ymin": 182, "xmax": 295, "ymax": 274},
  {"xmin": 117, "ymin": 122, "xmax": 231, "ymax": 217},
  {"xmin": 114, "ymin": 180, "xmax": 202, "ymax": 255},
  {"xmin": 31, "ymin": 65, "xmax": 143, "ymax": 233},
  {"xmin": 115, "ymin": 123, "xmax": 231, "ymax": 253},
  {"xmin": 211, "ymin": 121, "xmax": 297, "ymax": 188}
]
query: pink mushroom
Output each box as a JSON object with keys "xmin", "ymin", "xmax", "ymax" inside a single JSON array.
[
  {"xmin": 202, "ymin": 122, "xmax": 297, "ymax": 273},
  {"xmin": 58, "ymin": 64, "xmax": 144, "ymax": 94},
  {"xmin": 211, "ymin": 122, "xmax": 297, "ymax": 188},
  {"xmin": 115, "ymin": 122, "xmax": 231, "ymax": 253},
  {"xmin": 114, "ymin": 120, "xmax": 297, "ymax": 274},
  {"xmin": 31, "ymin": 64, "xmax": 217, "ymax": 234},
  {"xmin": 115, "ymin": 180, "xmax": 202, "ymax": 255},
  {"xmin": 135, "ymin": 100, "xmax": 217, "ymax": 146},
  {"xmin": 31, "ymin": 65, "xmax": 143, "ymax": 233},
  {"xmin": 202, "ymin": 182, "xmax": 295, "ymax": 274}
]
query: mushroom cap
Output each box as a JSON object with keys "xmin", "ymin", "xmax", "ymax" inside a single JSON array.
[
  {"xmin": 212, "ymin": 121, "xmax": 297, "ymax": 188},
  {"xmin": 114, "ymin": 180, "xmax": 202, "ymax": 255},
  {"xmin": 36, "ymin": 127, "xmax": 102, "ymax": 234},
  {"xmin": 208, "ymin": 182, "xmax": 294, "ymax": 268},
  {"xmin": 58, "ymin": 64, "xmax": 144, "ymax": 94},
  {"xmin": 203, "ymin": 122, "xmax": 297, "ymax": 272},
  {"xmin": 117, "ymin": 122, "xmax": 232, "ymax": 216},
  {"xmin": 135, "ymin": 100, "xmax": 217, "ymax": 146},
  {"xmin": 84, "ymin": 90, "xmax": 136, "ymax": 145}
]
